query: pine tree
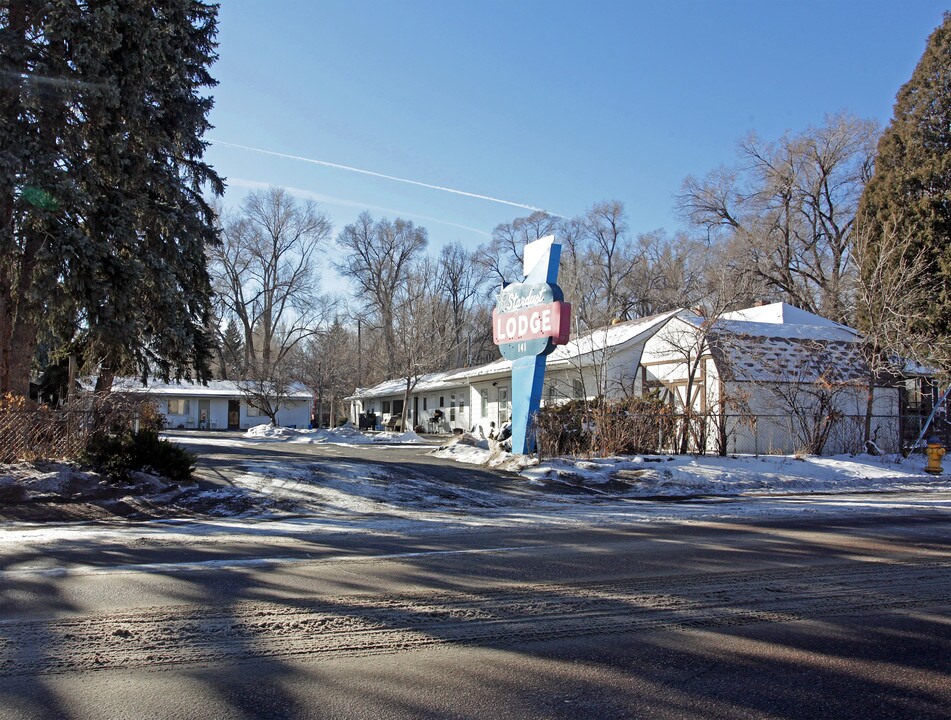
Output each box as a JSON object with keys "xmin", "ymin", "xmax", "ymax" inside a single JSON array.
[
  {"xmin": 856, "ymin": 13, "xmax": 951, "ymax": 366},
  {"xmin": 220, "ymin": 317, "xmax": 245, "ymax": 379},
  {"xmin": 0, "ymin": 1, "xmax": 223, "ymax": 395}
]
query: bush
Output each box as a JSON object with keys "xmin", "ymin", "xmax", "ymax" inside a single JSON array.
[
  {"xmin": 534, "ymin": 395, "xmax": 676, "ymax": 458},
  {"xmin": 82, "ymin": 429, "xmax": 195, "ymax": 483},
  {"xmin": 533, "ymin": 399, "xmax": 591, "ymax": 458}
]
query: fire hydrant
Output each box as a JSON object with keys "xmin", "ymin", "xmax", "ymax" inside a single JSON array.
[{"xmin": 924, "ymin": 440, "xmax": 946, "ymax": 475}]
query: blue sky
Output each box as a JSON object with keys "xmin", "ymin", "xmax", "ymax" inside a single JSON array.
[{"xmin": 206, "ymin": 1, "xmax": 947, "ymax": 264}]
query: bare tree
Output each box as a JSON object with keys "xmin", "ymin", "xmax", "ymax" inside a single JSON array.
[
  {"xmin": 292, "ymin": 317, "xmax": 359, "ymax": 427},
  {"xmin": 209, "ymin": 187, "xmax": 333, "ymax": 424},
  {"xmin": 580, "ymin": 200, "xmax": 642, "ymax": 324},
  {"xmin": 335, "ymin": 212, "xmax": 428, "ymax": 377},
  {"xmin": 390, "ymin": 258, "xmax": 456, "ymax": 431},
  {"xmin": 651, "ymin": 311, "xmax": 721, "ymax": 454},
  {"xmin": 620, "ymin": 230, "xmax": 708, "ymax": 318},
  {"xmin": 477, "ymin": 211, "xmax": 560, "ymax": 284},
  {"xmin": 437, "ymin": 242, "xmax": 488, "ymax": 367},
  {"xmin": 677, "ymin": 114, "xmax": 878, "ymax": 323},
  {"xmin": 752, "ymin": 348, "xmax": 853, "ymax": 455},
  {"xmin": 853, "ymin": 211, "xmax": 941, "ymax": 444}
]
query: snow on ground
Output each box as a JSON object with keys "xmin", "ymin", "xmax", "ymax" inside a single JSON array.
[
  {"xmin": 2, "ymin": 429, "xmax": 949, "ymax": 545},
  {"xmin": 239, "ymin": 423, "xmax": 428, "ymax": 446},
  {"xmin": 433, "ymin": 433, "xmax": 948, "ymax": 496},
  {"xmin": 164, "ymin": 432, "xmax": 951, "ymax": 533},
  {"xmin": 0, "ymin": 462, "xmax": 172, "ymax": 504}
]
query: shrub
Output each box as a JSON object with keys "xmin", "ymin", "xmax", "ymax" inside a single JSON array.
[
  {"xmin": 533, "ymin": 399, "xmax": 591, "ymax": 458},
  {"xmin": 83, "ymin": 429, "xmax": 195, "ymax": 483},
  {"xmin": 533, "ymin": 394, "xmax": 676, "ymax": 458}
]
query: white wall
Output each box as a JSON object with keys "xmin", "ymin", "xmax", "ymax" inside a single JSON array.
[
  {"xmin": 719, "ymin": 381, "xmax": 903, "ymax": 455},
  {"xmin": 241, "ymin": 398, "xmax": 311, "ymax": 429},
  {"xmin": 161, "ymin": 395, "xmax": 311, "ymax": 430}
]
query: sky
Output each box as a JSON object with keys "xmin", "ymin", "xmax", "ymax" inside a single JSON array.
[{"xmin": 205, "ymin": 1, "xmax": 948, "ymax": 288}]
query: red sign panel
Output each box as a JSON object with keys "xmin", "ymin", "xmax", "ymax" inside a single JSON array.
[{"xmin": 493, "ymin": 301, "xmax": 571, "ymax": 346}]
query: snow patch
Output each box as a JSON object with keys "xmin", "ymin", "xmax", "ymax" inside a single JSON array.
[
  {"xmin": 241, "ymin": 424, "xmax": 428, "ymax": 446},
  {"xmin": 431, "ymin": 434, "xmax": 538, "ymax": 472}
]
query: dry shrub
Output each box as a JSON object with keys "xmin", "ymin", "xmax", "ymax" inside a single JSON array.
[
  {"xmin": 534, "ymin": 395, "xmax": 675, "ymax": 458},
  {"xmin": 0, "ymin": 392, "xmax": 163, "ymax": 464}
]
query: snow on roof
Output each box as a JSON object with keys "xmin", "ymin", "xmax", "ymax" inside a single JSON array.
[
  {"xmin": 351, "ymin": 302, "xmax": 934, "ymax": 400},
  {"xmin": 349, "ymin": 358, "xmax": 515, "ymax": 400},
  {"xmin": 689, "ymin": 305, "xmax": 870, "ymax": 383},
  {"xmin": 349, "ymin": 370, "xmax": 461, "ymax": 400},
  {"xmin": 712, "ymin": 318, "xmax": 860, "ymax": 342},
  {"xmin": 692, "ymin": 303, "xmax": 930, "ymax": 383},
  {"xmin": 720, "ymin": 301, "xmax": 851, "ymax": 329},
  {"xmin": 108, "ymin": 377, "xmax": 313, "ymax": 400},
  {"xmin": 351, "ymin": 312, "xmax": 678, "ymax": 400},
  {"xmin": 708, "ymin": 332, "xmax": 872, "ymax": 384},
  {"xmin": 549, "ymin": 310, "xmax": 678, "ymax": 361},
  {"xmin": 681, "ymin": 305, "xmax": 860, "ymax": 343}
]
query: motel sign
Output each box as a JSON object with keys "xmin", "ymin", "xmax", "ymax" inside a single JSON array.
[{"xmin": 492, "ymin": 236, "xmax": 571, "ymax": 454}]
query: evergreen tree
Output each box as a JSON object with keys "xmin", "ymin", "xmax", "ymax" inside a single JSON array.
[
  {"xmin": 856, "ymin": 13, "xmax": 951, "ymax": 366},
  {"xmin": 0, "ymin": 1, "xmax": 223, "ymax": 395},
  {"xmin": 220, "ymin": 317, "xmax": 245, "ymax": 379}
]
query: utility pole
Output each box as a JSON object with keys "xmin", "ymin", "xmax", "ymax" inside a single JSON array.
[{"xmin": 357, "ymin": 317, "xmax": 362, "ymax": 387}]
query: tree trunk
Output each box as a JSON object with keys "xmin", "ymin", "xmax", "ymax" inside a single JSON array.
[
  {"xmin": 864, "ymin": 374, "xmax": 875, "ymax": 447},
  {"xmin": 95, "ymin": 368, "xmax": 115, "ymax": 394},
  {"xmin": 0, "ymin": 5, "xmax": 44, "ymax": 397},
  {"xmin": 401, "ymin": 377, "xmax": 412, "ymax": 432}
]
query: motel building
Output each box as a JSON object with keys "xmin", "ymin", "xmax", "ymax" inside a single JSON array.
[
  {"xmin": 105, "ymin": 378, "xmax": 314, "ymax": 430},
  {"xmin": 348, "ymin": 311, "xmax": 674, "ymax": 436},
  {"xmin": 347, "ymin": 302, "xmax": 935, "ymax": 455}
]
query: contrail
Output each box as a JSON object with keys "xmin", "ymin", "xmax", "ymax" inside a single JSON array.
[
  {"xmin": 228, "ymin": 177, "xmax": 492, "ymax": 236},
  {"xmin": 209, "ymin": 139, "xmax": 560, "ymax": 216}
]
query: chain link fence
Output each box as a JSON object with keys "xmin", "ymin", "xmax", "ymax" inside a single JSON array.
[
  {"xmin": 0, "ymin": 395, "xmax": 160, "ymax": 464},
  {"xmin": 535, "ymin": 403, "xmax": 948, "ymax": 458}
]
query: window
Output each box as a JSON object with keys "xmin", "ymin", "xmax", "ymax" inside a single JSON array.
[
  {"xmin": 167, "ymin": 398, "xmax": 190, "ymax": 415},
  {"xmin": 439, "ymin": 396, "xmax": 444, "ymax": 407},
  {"xmin": 423, "ymin": 397, "xmax": 428, "ymax": 411},
  {"xmin": 449, "ymin": 394, "xmax": 456, "ymax": 422},
  {"xmin": 393, "ymin": 399, "xmax": 404, "ymax": 416},
  {"xmin": 247, "ymin": 403, "xmax": 264, "ymax": 417},
  {"xmin": 480, "ymin": 389, "xmax": 489, "ymax": 417},
  {"xmin": 573, "ymin": 378, "xmax": 584, "ymax": 399},
  {"xmin": 382, "ymin": 400, "xmax": 391, "ymax": 414}
]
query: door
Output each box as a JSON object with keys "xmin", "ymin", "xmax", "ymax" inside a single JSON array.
[
  {"xmin": 498, "ymin": 386, "xmax": 510, "ymax": 424},
  {"xmin": 198, "ymin": 399, "xmax": 210, "ymax": 429},
  {"xmin": 227, "ymin": 399, "xmax": 240, "ymax": 430}
]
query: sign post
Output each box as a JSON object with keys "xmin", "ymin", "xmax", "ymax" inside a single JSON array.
[{"xmin": 492, "ymin": 235, "xmax": 571, "ymax": 455}]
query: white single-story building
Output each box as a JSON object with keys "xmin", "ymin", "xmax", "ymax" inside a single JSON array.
[
  {"xmin": 348, "ymin": 310, "xmax": 679, "ymax": 436},
  {"xmin": 348, "ymin": 303, "xmax": 935, "ymax": 455},
  {"xmin": 110, "ymin": 378, "xmax": 313, "ymax": 430}
]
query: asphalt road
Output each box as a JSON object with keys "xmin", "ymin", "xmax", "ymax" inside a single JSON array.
[{"xmin": 0, "ymin": 438, "xmax": 948, "ymax": 719}]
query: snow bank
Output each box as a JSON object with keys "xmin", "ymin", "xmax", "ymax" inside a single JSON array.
[
  {"xmin": 517, "ymin": 452, "xmax": 942, "ymax": 496},
  {"xmin": 241, "ymin": 424, "xmax": 429, "ymax": 446},
  {"xmin": 431, "ymin": 433, "xmax": 538, "ymax": 472},
  {"xmin": 0, "ymin": 462, "xmax": 173, "ymax": 504},
  {"xmin": 245, "ymin": 424, "xmax": 298, "ymax": 439},
  {"xmin": 433, "ymin": 435, "xmax": 945, "ymax": 496}
]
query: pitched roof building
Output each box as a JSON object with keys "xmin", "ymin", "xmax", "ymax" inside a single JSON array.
[{"xmin": 350, "ymin": 302, "xmax": 934, "ymax": 455}]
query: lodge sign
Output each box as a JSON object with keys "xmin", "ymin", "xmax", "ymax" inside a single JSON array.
[{"xmin": 492, "ymin": 281, "xmax": 571, "ymax": 361}]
